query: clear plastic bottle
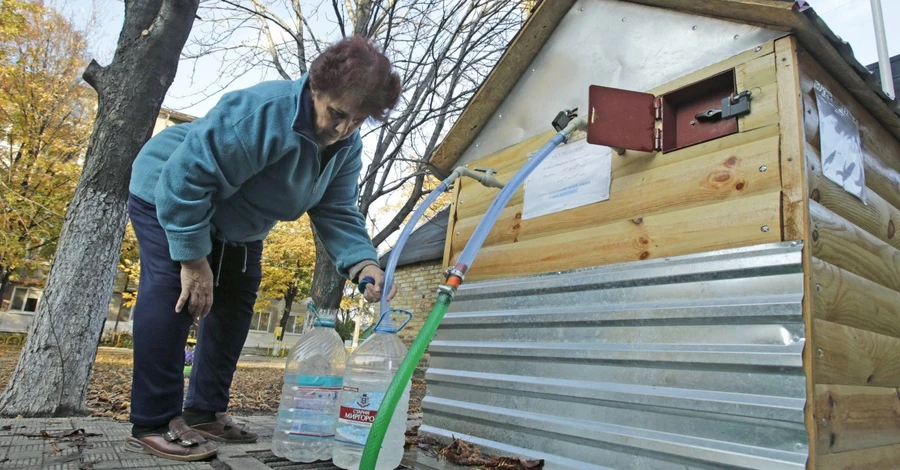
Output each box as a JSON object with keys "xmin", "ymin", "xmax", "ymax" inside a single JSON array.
[
  {"xmin": 332, "ymin": 321, "xmax": 410, "ymax": 470},
  {"xmin": 272, "ymin": 314, "xmax": 349, "ymax": 462}
]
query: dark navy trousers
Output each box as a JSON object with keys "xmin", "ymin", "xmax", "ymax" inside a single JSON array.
[{"xmin": 127, "ymin": 194, "xmax": 263, "ymax": 427}]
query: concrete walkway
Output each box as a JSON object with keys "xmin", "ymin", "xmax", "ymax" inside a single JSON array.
[
  {"xmin": 0, "ymin": 414, "xmax": 452, "ymax": 470},
  {"xmin": 0, "ymin": 415, "xmax": 281, "ymax": 469}
]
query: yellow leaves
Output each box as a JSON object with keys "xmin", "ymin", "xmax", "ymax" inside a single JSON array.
[
  {"xmin": 0, "ymin": 0, "xmax": 93, "ymax": 277},
  {"xmin": 255, "ymin": 216, "xmax": 317, "ymax": 312},
  {"xmin": 118, "ymin": 222, "xmax": 140, "ymax": 304}
]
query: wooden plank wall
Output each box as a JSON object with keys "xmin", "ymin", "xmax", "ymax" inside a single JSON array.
[
  {"xmin": 444, "ymin": 42, "xmax": 783, "ymax": 281},
  {"xmin": 774, "ymin": 36, "xmax": 818, "ymax": 469},
  {"xmin": 794, "ymin": 43, "xmax": 900, "ymax": 469}
]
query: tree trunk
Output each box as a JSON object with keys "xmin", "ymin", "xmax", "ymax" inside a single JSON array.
[
  {"xmin": 114, "ymin": 277, "xmax": 129, "ymax": 332},
  {"xmin": 276, "ymin": 287, "xmax": 296, "ymax": 341},
  {"xmin": 310, "ymin": 229, "xmax": 345, "ymax": 311},
  {"xmin": 0, "ymin": 268, "xmax": 11, "ymax": 306},
  {"xmin": 0, "ymin": 0, "xmax": 199, "ymax": 417}
]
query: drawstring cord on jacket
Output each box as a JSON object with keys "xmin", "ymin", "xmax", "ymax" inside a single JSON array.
[
  {"xmin": 215, "ymin": 242, "xmax": 226, "ymax": 287},
  {"xmin": 213, "ymin": 241, "xmax": 248, "ymax": 287}
]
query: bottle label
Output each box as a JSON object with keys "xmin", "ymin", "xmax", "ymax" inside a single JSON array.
[
  {"xmin": 335, "ymin": 385, "xmax": 385, "ymax": 446},
  {"xmin": 281, "ymin": 375, "xmax": 342, "ymax": 439}
]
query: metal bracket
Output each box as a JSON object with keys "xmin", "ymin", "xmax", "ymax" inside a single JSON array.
[{"xmin": 552, "ymin": 108, "xmax": 579, "ymax": 132}]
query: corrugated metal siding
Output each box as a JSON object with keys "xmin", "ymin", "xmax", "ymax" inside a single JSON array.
[{"xmin": 420, "ymin": 242, "xmax": 808, "ymax": 470}]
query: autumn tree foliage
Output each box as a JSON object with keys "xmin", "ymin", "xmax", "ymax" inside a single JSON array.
[
  {"xmin": 256, "ymin": 216, "xmax": 316, "ymax": 340},
  {"xmin": 0, "ymin": 0, "xmax": 198, "ymax": 417},
  {"xmin": 0, "ymin": 0, "xmax": 93, "ymax": 295}
]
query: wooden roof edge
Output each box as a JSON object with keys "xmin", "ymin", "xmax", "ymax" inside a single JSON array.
[{"xmin": 428, "ymin": 0, "xmax": 900, "ymax": 174}]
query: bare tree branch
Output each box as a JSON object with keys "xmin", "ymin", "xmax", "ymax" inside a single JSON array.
[
  {"xmin": 332, "ymin": 0, "xmax": 347, "ymax": 38},
  {"xmin": 185, "ymin": 0, "xmax": 529, "ymax": 310}
]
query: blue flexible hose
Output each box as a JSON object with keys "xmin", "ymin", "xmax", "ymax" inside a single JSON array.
[
  {"xmin": 454, "ymin": 132, "xmax": 568, "ymax": 273},
  {"xmin": 378, "ymin": 180, "xmax": 451, "ymax": 328},
  {"xmin": 359, "ymin": 118, "xmax": 585, "ymax": 468}
]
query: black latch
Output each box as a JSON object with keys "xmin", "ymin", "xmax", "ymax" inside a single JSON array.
[
  {"xmin": 695, "ymin": 91, "xmax": 752, "ymax": 123},
  {"xmin": 552, "ymin": 108, "xmax": 579, "ymax": 132}
]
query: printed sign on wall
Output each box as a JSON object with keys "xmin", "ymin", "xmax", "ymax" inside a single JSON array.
[
  {"xmin": 523, "ymin": 138, "xmax": 612, "ymax": 220},
  {"xmin": 815, "ymin": 81, "xmax": 866, "ymax": 204}
]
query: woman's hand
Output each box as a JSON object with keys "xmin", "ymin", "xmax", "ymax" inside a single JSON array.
[
  {"xmin": 359, "ymin": 265, "xmax": 397, "ymax": 303},
  {"xmin": 176, "ymin": 258, "xmax": 214, "ymax": 318}
]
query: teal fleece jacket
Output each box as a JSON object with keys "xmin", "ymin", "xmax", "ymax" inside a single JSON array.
[{"xmin": 129, "ymin": 74, "xmax": 377, "ymax": 279}]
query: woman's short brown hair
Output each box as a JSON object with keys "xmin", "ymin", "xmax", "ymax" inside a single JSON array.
[{"xmin": 309, "ymin": 36, "xmax": 402, "ymax": 122}]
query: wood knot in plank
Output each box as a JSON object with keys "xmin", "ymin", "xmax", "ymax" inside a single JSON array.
[
  {"xmin": 812, "ymin": 230, "xmax": 819, "ymax": 242},
  {"xmin": 889, "ymin": 220, "xmax": 895, "ymax": 239},
  {"xmin": 514, "ymin": 212, "xmax": 522, "ymax": 220},
  {"xmin": 867, "ymin": 374, "xmax": 875, "ymax": 384},
  {"xmin": 725, "ymin": 156, "xmax": 739, "ymax": 167},
  {"xmin": 734, "ymin": 181, "xmax": 745, "ymax": 191},
  {"xmin": 711, "ymin": 172, "xmax": 731, "ymax": 183},
  {"xmin": 811, "ymin": 188, "xmax": 820, "ymax": 202},
  {"xmin": 631, "ymin": 218, "xmax": 643, "ymax": 225},
  {"xmin": 639, "ymin": 251, "xmax": 649, "ymax": 260}
]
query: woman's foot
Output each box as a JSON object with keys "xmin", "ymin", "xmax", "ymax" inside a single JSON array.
[
  {"xmin": 124, "ymin": 416, "xmax": 218, "ymax": 461},
  {"xmin": 188, "ymin": 411, "xmax": 258, "ymax": 443}
]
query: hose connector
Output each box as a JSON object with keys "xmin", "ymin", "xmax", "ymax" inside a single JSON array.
[
  {"xmin": 437, "ymin": 284, "xmax": 457, "ymax": 299},
  {"xmin": 559, "ymin": 116, "xmax": 587, "ymax": 143},
  {"xmin": 450, "ymin": 166, "xmax": 504, "ymax": 189}
]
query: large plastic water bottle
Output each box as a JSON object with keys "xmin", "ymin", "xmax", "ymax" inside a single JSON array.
[
  {"xmin": 332, "ymin": 312, "xmax": 411, "ymax": 470},
  {"xmin": 272, "ymin": 313, "xmax": 349, "ymax": 462}
]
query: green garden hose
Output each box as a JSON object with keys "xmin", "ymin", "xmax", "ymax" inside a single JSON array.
[{"xmin": 358, "ymin": 291, "xmax": 453, "ymax": 469}]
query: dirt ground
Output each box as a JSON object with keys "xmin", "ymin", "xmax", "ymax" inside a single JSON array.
[{"xmin": 0, "ymin": 345, "xmax": 283, "ymax": 420}]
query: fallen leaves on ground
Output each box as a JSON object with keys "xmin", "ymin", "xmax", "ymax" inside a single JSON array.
[
  {"xmin": 17, "ymin": 429, "xmax": 102, "ymax": 439},
  {"xmin": 440, "ymin": 438, "xmax": 543, "ymax": 469},
  {"xmin": 0, "ymin": 346, "xmax": 20, "ymax": 390},
  {"xmin": 0, "ymin": 346, "xmax": 284, "ymax": 420},
  {"xmin": 87, "ymin": 351, "xmax": 133, "ymax": 421},
  {"xmin": 405, "ymin": 435, "xmax": 544, "ymax": 470}
]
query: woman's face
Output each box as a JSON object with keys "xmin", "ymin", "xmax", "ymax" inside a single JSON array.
[{"xmin": 310, "ymin": 89, "xmax": 368, "ymax": 146}]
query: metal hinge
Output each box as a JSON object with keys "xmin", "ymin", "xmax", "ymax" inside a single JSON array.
[
  {"xmin": 654, "ymin": 128, "xmax": 662, "ymax": 151},
  {"xmin": 653, "ymin": 97, "xmax": 663, "ymax": 120}
]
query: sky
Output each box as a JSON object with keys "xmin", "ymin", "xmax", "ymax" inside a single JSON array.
[
  {"xmin": 61, "ymin": 0, "xmax": 899, "ymax": 118},
  {"xmin": 53, "ymin": 0, "xmax": 897, "ymax": 248}
]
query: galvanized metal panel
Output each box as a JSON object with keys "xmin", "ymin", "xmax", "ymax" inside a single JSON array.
[
  {"xmin": 420, "ymin": 242, "xmax": 808, "ymax": 469},
  {"xmin": 456, "ymin": 0, "xmax": 786, "ymax": 166}
]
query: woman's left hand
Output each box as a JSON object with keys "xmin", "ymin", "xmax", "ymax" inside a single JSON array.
[{"xmin": 359, "ymin": 265, "xmax": 397, "ymax": 303}]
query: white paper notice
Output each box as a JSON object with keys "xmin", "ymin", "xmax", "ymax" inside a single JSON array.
[
  {"xmin": 523, "ymin": 139, "xmax": 612, "ymax": 220},
  {"xmin": 815, "ymin": 81, "xmax": 866, "ymax": 204}
]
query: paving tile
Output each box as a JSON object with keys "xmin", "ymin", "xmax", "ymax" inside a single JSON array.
[
  {"xmin": 6, "ymin": 444, "xmax": 43, "ymax": 453},
  {"xmin": 41, "ymin": 463, "xmax": 82, "ymax": 470},
  {"xmin": 81, "ymin": 449, "xmax": 119, "ymax": 461},
  {"xmin": 0, "ymin": 435, "xmax": 33, "ymax": 445},
  {"xmin": 89, "ymin": 440, "xmax": 117, "ymax": 449},
  {"xmin": 91, "ymin": 460, "xmax": 129, "ymax": 469},
  {"xmin": 118, "ymin": 457, "xmax": 160, "ymax": 468},
  {"xmin": 162, "ymin": 464, "xmax": 215, "ymax": 470},
  {"xmin": 0, "ymin": 456, "xmax": 41, "ymax": 469}
]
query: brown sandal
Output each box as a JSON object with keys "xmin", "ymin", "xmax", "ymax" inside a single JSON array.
[
  {"xmin": 124, "ymin": 416, "xmax": 218, "ymax": 461},
  {"xmin": 190, "ymin": 411, "xmax": 258, "ymax": 443}
]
